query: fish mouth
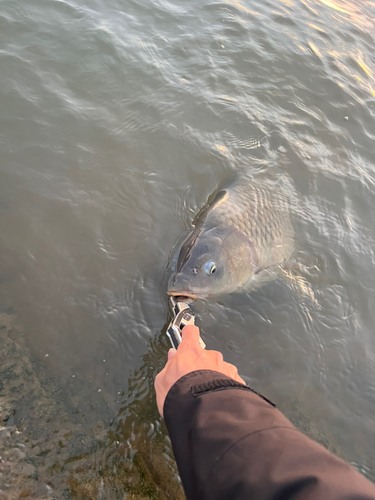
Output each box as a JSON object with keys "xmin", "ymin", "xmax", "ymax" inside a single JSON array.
[{"xmin": 167, "ymin": 291, "xmax": 199, "ymax": 301}]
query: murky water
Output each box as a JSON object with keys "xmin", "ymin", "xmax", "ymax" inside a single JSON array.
[{"xmin": 1, "ymin": 0, "xmax": 375, "ymax": 496}]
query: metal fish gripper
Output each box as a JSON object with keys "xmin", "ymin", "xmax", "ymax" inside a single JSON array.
[{"xmin": 166, "ymin": 296, "xmax": 206, "ymax": 350}]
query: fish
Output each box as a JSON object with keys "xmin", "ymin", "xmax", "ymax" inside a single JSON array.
[{"xmin": 168, "ymin": 180, "xmax": 294, "ymax": 299}]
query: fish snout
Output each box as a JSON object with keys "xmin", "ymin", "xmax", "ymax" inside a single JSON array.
[{"xmin": 168, "ymin": 273, "xmax": 198, "ymax": 300}]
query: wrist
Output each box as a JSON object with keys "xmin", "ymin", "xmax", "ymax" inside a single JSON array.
[{"xmin": 163, "ymin": 370, "xmax": 247, "ymax": 421}]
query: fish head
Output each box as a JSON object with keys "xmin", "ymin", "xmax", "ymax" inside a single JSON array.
[{"xmin": 168, "ymin": 226, "xmax": 254, "ymax": 299}]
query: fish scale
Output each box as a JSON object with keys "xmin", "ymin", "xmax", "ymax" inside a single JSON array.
[{"xmin": 215, "ymin": 184, "xmax": 288, "ymax": 252}]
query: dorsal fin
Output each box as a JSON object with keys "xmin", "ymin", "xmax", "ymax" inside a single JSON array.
[{"xmin": 192, "ymin": 190, "xmax": 228, "ymax": 229}]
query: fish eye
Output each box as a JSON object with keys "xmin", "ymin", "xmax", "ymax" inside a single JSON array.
[{"xmin": 205, "ymin": 261, "xmax": 216, "ymax": 274}]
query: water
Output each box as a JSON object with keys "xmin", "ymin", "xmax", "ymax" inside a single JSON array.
[{"xmin": 0, "ymin": 0, "xmax": 375, "ymax": 496}]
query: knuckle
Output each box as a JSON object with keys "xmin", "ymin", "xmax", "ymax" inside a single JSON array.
[{"xmin": 216, "ymin": 351, "xmax": 224, "ymax": 363}]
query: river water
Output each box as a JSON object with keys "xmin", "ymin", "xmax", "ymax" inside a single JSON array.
[{"xmin": 0, "ymin": 0, "xmax": 375, "ymax": 497}]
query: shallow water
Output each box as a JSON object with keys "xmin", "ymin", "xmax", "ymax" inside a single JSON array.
[{"xmin": 0, "ymin": 0, "xmax": 375, "ymax": 496}]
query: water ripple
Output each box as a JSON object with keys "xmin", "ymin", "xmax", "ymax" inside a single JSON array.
[{"xmin": 1, "ymin": 0, "xmax": 375, "ymax": 492}]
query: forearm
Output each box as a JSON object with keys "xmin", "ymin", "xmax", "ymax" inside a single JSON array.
[{"xmin": 164, "ymin": 370, "xmax": 375, "ymax": 500}]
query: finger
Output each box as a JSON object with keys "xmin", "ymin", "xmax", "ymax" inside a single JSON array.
[
  {"xmin": 212, "ymin": 351, "xmax": 224, "ymax": 364},
  {"xmin": 179, "ymin": 326, "xmax": 201, "ymax": 352},
  {"xmin": 225, "ymin": 363, "xmax": 246, "ymax": 385},
  {"xmin": 180, "ymin": 325, "xmax": 200, "ymax": 344},
  {"xmin": 168, "ymin": 348, "xmax": 177, "ymax": 360}
]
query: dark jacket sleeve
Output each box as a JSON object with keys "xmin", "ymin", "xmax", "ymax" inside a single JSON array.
[{"xmin": 163, "ymin": 370, "xmax": 375, "ymax": 500}]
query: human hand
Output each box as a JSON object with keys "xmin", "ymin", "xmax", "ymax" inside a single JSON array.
[{"xmin": 155, "ymin": 325, "xmax": 245, "ymax": 417}]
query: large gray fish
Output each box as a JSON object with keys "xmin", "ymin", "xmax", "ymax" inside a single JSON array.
[{"xmin": 168, "ymin": 180, "xmax": 294, "ymax": 299}]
